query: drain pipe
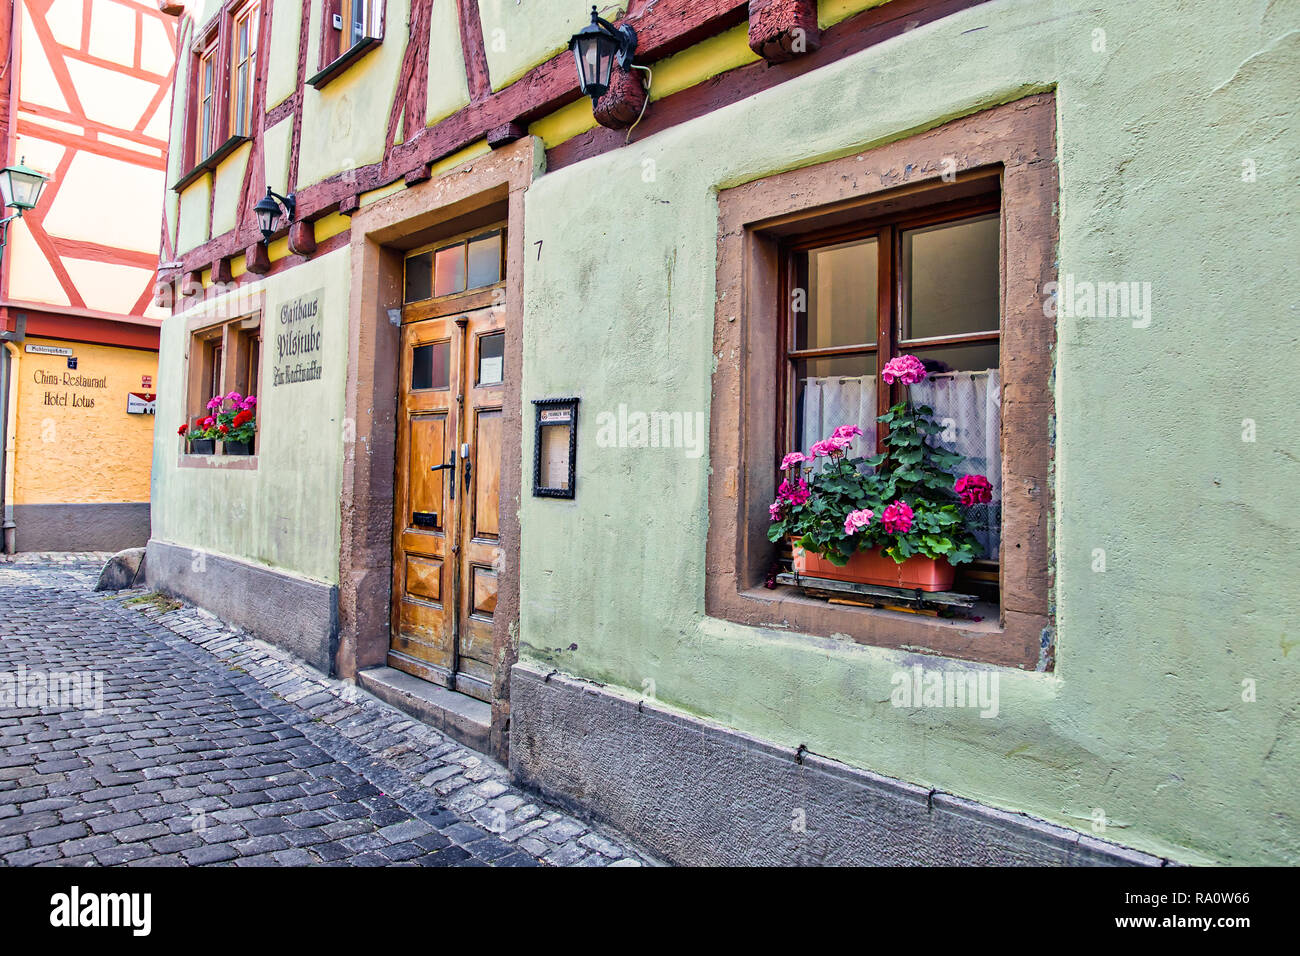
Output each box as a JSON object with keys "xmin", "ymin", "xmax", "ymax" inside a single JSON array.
[{"xmin": 0, "ymin": 311, "xmax": 24, "ymax": 553}]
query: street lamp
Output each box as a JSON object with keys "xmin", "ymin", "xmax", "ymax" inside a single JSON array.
[
  {"xmin": 568, "ymin": 5, "xmax": 637, "ymax": 104},
  {"xmin": 0, "ymin": 158, "xmax": 49, "ymax": 213},
  {"xmin": 1, "ymin": 158, "xmax": 51, "ymax": 278},
  {"xmin": 254, "ymin": 187, "xmax": 295, "ymax": 243}
]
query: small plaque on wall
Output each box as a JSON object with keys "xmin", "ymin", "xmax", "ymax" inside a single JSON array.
[{"xmin": 532, "ymin": 398, "xmax": 578, "ymax": 499}]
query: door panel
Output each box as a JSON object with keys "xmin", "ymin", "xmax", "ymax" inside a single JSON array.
[
  {"xmin": 390, "ymin": 318, "xmax": 458, "ymax": 682},
  {"xmin": 471, "ymin": 408, "xmax": 501, "ymax": 539},
  {"xmin": 390, "ymin": 300, "xmax": 507, "ymax": 702}
]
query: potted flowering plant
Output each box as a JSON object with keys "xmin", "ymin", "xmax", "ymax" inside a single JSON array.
[
  {"xmin": 767, "ymin": 354, "xmax": 992, "ymax": 593},
  {"xmin": 177, "ymin": 393, "xmax": 257, "ymax": 456},
  {"xmin": 178, "ymin": 416, "xmax": 216, "ymax": 455},
  {"xmin": 210, "ymin": 392, "xmax": 257, "ymax": 455}
]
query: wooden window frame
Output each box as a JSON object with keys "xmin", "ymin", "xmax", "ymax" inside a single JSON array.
[
  {"xmin": 181, "ymin": 305, "xmax": 264, "ymax": 468},
  {"xmin": 777, "ymin": 195, "xmax": 1003, "ymax": 600},
  {"xmin": 706, "ymin": 94, "xmax": 1058, "ymax": 671},
  {"xmin": 229, "ymin": 1, "xmax": 260, "ymax": 139},
  {"xmin": 401, "ymin": 224, "xmax": 508, "ymax": 322},
  {"xmin": 196, "ymin": 37, "xmax": 219, "ymax": 166},
  {"xmin": 309, "ymin": 0, "xmax": 386, "ymax": 89}
]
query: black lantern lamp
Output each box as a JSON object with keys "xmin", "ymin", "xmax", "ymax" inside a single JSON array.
[
  {"xmin": 569, "ymin": 5, "xmax": 637, "ymax": 103},
  {"xmin": 0, "ymin": 158, "xmax": 49, "ymax": 213},
  {"xmin": 254, "ymin": 187, "xmax": 295, "ymax": 243}
]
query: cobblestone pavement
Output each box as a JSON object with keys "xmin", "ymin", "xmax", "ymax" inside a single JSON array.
[{"xmin": 0, "ymin": 555, "xmax": 653, "ymax": 867}]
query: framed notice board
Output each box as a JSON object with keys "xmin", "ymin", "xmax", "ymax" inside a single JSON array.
[{"xmin": 532, "ymin": 397, "xmax": 578, "ymax": 499}]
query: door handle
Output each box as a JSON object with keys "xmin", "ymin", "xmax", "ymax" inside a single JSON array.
[
  {"xmin": 431, "ymin": 458, "xmax": 455, "ymax": 499},
  {"xmin": 464, "ymin": 457, "xmax": 472, "ymax": 490}
]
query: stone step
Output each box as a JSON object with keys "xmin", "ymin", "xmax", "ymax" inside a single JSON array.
[{"xmin": 356, "ymin": 666, "xmax": 491, "ymax": 753}]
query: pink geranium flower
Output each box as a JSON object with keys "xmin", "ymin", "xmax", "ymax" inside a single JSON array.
[
  {"xmin": 831, "ymin": 424, "xmax": 863, "ymax": 442},
  {"xmin": 780, "ymin": 452, "xmax": 808, "ymax": 472},
  {"xmin": 881, "ymin": 500, "xmax": 914, "ymax": 534},
  {"xmin": 769, "ymin": 500, "xmax": 784, "ymax": 521},
  {"xmin": 955, "ymin": 474, "xmax": 993, "ymax": 507},
  {"xmin": 778, "ymin": 478, "xmax": 810, "ymax": 507},
  {"xmin": 843, "ymin": 509, "xmax": 874, "ymax": 535},
  {"xmin": 226, "ymin": 392, "xmax": 243, "ymax": 404},
  {"xmin": 881, "ymin": 354, "xmax": 928, "ymax": 386},
  {"xmin": 810, "ymin": 434, "xmax": 853, "ymax": 458},
  {"xmin": 206, "ymin": 396, "xmax": 223, "ymax": 410}
]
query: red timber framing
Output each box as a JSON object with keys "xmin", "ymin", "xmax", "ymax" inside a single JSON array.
[
  {"xmin": 161, "ymin": 0, "xmax": 993, "ymax": 287},
  {"xmin": 1, "ymin": 0, "xmax": 177, "ymax": 328}
]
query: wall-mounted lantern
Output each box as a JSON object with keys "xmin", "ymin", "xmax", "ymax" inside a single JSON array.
[
  {"xmin": 254, "ymin": 187, "xmax": 295, "ymax": 243},
  {"xmin": 569, "ymin": 6, "xmax": 637, "ymax": 104},
  {"xmin": 0, "ymin": 158, "xmax": 50, "ymax": 213},
  {"xmin": 0, "ymin": 158, "xmax": 50, "ymax": 274}
]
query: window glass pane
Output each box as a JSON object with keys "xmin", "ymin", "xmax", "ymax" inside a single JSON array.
[
  {"xmin": 478, "ymin": 331, "xmax": 504, "ymax": 385},
  {"xmin": 411, "ymin": 342, "xmax": 449, "ymax": 390},
  {"xmin": 236, "ymin": 68, "xmax": 248, "ymax": 134},
  {"xmin": 404, "ymin": 252, "xmax": 432, "ymax": 302},
  {"xmin": 351, "ymin": 0, "xmax": 366, "ymax": 42},
  {"xmin": 434, "ymin": 243, "xmax": 466, "ymax": 297},
  {"xmin": 901, "ymin": 213, "xmax": 999, "ymax": 340},
  {"xmin": 467, "ymin": 233, "xmax": 502, "ymax": 290},
  {"xmin": 795, "ymin": 238, "xmax": 877, "ymax": 351},
  {"xmin": 793, "ymin": 353, "xmax": 877, "ymax": 455},
  {"xmin": 908, "ymin": 342, "xmax": 999, "ymax": 375}
]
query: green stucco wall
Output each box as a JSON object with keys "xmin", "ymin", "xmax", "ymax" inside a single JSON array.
[
  {"xmin": 518, "ymin": 0, "xmax": 1300, "ymax": 865},
  {"xmin": 151, "ymin": 249, "xmax": 351, "ymax": 585}
]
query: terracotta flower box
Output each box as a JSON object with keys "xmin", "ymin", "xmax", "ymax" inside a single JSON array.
[{"xmin": 793, "ymin": 541, "xmax": 955, "ymax": 593}]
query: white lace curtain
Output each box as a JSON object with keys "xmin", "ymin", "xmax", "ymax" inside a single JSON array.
[
  {"xmin": 912, "ymin": 369, "xmax": 1001, "ymax": 559},
  {"xmin": 800, "ymin": 375, "xmax": 877, "ymax": 458},
  {"xmin": 801, "ymin": 369, "xmax": 1001, "ymax": 560}
]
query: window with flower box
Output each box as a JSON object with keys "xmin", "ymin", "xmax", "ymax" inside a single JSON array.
[
  {"xmin": 706, "ymin": 94, "xmax": 1057, "ymax": 671},
  {"xmin": 183, "ymin": 313, "xmax": 262, "ymax": 459},
  {"xmin": 780, "ymin": 193, "xmax": 1003, "ymax": 600}
]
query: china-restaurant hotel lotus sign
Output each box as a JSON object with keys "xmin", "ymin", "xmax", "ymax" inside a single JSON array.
[{"xmin": 146, "ymin": 0, "xmax": 1299, "ymax": 867}]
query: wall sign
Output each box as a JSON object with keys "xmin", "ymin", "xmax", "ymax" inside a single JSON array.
[
  {"xmin": 273, "ymin": 289, "xmax": 324, "ymax": 386},
  {"xmin": 25, "ymin": 344, "xmax": 72, "ymax": 356},
  {"xmin": 127, "ymin": 392, "xmax": 157, "ymax": 415},
  {"xmin": 532, "ymin": 397, "xmax": 578, "ymax": 499}
]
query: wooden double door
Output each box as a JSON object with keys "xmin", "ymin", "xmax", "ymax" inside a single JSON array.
[{"xmin": 389, "ymin": 303, "xmax": 504, "ymax": 701}]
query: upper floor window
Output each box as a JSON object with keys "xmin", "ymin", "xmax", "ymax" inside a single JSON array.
[
  {"xmin": 197, "ymin": 39, "xmax": 218, "ymax": 165},
  {"xmin": 231, "ymin": 2, "xmax": 260, "ymax": 139},
  {"xmin": 311, "ymin": 0, "xmax": 385, "ymax": 88}
]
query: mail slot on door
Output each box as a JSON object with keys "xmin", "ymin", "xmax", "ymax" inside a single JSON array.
[{"xmin": 412, "ymin": 512, "xmax": 438, "ymax": 528}]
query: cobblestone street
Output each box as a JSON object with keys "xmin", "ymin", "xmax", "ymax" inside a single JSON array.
[{"xmin": 0, "ymin": 555, "xmax": 650, "ymax": 867}]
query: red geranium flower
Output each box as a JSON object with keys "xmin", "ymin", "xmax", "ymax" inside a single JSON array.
[
  {"xmin": 232, "ymin": 409, "xmax": 253, "ymax": 428},
  {"xmin": 218, "ymin": 424, "xmax": 230, "ymax": 434},
  {"xmin": 177, "ymin": 425, "xmax": 187, "ymax": 436}
]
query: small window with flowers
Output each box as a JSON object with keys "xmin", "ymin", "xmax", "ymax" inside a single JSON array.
[
  {"xmin": 770, "ymin": 194, "xmax": 1002, "ymax": 614},
  {"xmin": 180, "ymin": 314, "xmax": 261, "ymax": 461},
  {"xmin": 707, "ymin": 94, "xmax": 1056, "ymax": 671}
]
